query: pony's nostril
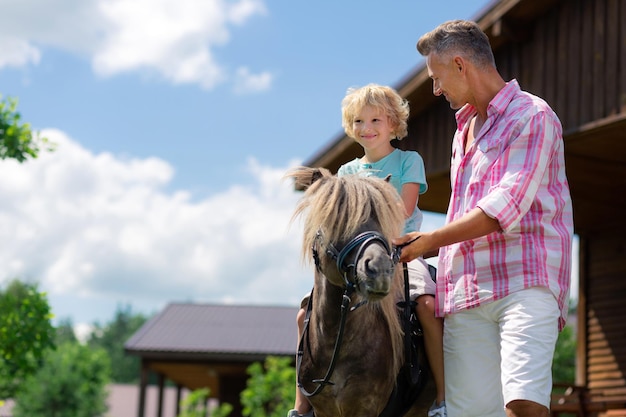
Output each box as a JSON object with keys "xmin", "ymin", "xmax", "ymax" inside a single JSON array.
[{"xmin": 365, "ymin": 258, "xmax": 386, "ymax": 278}]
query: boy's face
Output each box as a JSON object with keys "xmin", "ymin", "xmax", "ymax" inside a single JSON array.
[{"xmin": 351, "ymin": 105, "xmax": 395, "ymax": 152}]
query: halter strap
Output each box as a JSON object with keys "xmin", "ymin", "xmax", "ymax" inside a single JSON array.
[{"xmin": 296, "ymin": 283, "xmax": 355, "ymax": 398}]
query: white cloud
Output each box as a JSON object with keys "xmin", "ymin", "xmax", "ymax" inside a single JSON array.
[
  {"xmin": 0, "ymin": 129, "xmax": 311, "ymax": 327},
  {"xmin": 0, "ymin": 0, "xmax": 269, "ymax": 91},
  {"xmin": 0, "ymin": 36, "xmax": 41, "ymax": 68},
  {"xmin": 233, "ymin": 67, "xmax": 273, "ymax": 94}
]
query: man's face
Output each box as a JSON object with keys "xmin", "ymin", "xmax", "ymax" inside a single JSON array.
[{"xmin": 426, "ymin": 52, "xmax": 467, "ymax": 110}]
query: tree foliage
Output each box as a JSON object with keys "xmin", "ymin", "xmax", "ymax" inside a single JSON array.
[
  {"xmin": 177, "ymin": 388, "xmax": 232, "ymax": 417},
  {"xmin": 86, "ymin": 304, "xmax": 148, "ymax": 383},
  {"xmin": 54, "ymin": 317, "xmax": 79, "ymax": 346},
  {"xmin": 240, "ymin": 356, "xmax": 296, "ymax": 417},
  {"xmin": 0, "ymin": 96, "xmax": 51, "ymax": 162},
  {"xmin": 12, "ymin": 341, "xmax": 110, "ymax": 417},
  {"xmin": 0, "ymin": 279, "xmax": 55, "ymax": 399},
  {"xmin": 553, "ymin": 324, "xmax": 577, "ymax": 383}
]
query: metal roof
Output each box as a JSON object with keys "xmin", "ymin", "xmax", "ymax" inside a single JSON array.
[{"xmin": 124, "ymin": 303, "xmax": 299, "ymax": 358}]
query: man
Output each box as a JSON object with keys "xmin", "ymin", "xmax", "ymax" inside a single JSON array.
[{"xmin": 393, "ymin": 20, "xmax": 573, "ymax": 417}]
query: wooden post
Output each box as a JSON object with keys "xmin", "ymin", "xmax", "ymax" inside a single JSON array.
[{"xmin": 137, "ymin": 360, "xmax": 149, "ymax": 417}]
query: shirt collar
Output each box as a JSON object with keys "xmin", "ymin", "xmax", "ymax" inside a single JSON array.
[
  {"xmin": 455, "ymin": 79, "xmax": 520, "ymax": 126},
  {"xmin": 488, "ymin": 79, "xmax": 520, "ymax": 118},
  {"xmin": 454, "ymin": 79, "xmax": 521, "ymax": 149}
]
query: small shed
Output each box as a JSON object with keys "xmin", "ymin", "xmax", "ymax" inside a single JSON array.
[{"xmin": 125, "ymin": 303, "xmax": 298, "ymax": 417}]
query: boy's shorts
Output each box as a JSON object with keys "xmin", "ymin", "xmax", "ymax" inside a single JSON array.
[
  {"xmin": 406, "ymin": 257, "xmax": 436, "ymax": 300},
  {"xmin": 443, "ymin": 287, "xmax": 559, "ymax": 417},
  {"xmin": 300, "ymin": 256, "xmax": 435, "ymax": 308}
]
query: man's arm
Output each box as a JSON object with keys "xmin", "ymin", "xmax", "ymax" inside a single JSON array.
[{"xmin": 393, "ymin": 207, "xmax": 501, "ymax": 263}]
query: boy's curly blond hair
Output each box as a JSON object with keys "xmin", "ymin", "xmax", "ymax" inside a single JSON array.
[{"xmin": 341, "ymin": 83, "xmax": 409, "ymax": 140}]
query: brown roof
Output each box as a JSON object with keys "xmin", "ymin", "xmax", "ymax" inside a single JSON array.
[{"xmin": 124, "ymin": 303, "xmax": 299, "ymax": 361}]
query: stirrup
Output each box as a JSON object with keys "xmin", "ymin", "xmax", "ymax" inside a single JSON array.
[{"xmin": 287, "ymin": 409, "xmax": 314, "ymax": 417}]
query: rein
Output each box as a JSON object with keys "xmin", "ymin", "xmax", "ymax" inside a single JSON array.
[
  {"xmin": 297, "ymin": 284, "xmax": 353, "ymax": 397},
  {"xmin": 297, "ymin": 231, "xmax": 421, "ymax": 398}
]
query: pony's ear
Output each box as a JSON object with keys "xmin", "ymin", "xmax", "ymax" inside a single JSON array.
[
  {"xmin": 303, "ymin": 167, "xmax": 331, "ymax": 189},
  {"xmin": 383, "ymin": 174, "xmax": 392, "ymax": 183},
  {"xmin": 287, "ymin": 166, "xmax": 332, "ymax": 190},
  {"xmin": 310, "ymin": 168, "xmax": 324, "ymax": 184}
]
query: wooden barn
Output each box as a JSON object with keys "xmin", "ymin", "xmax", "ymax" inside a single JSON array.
[{"xmin": 304, "ymin": 0, "xmax": 626, "ymax": 415}]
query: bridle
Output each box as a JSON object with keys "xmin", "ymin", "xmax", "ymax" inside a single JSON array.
[
  {"xmin": 312, "ymin": 229, "xmax": 396, "ymax": 289},
  {"xmin": 298, "ymin": 229, "xmax": 419, "ymax": 397}
]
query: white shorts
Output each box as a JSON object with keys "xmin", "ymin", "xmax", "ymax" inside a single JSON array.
[
  {"xmin": 299, "ymin": 257, "xmax": 435, "ymax": 308},
  {"xmin": 406, "ymin": 257, "xmax": 436, "ymax": 300},
  {"xmin": 443, "ymin": 287, "xmax": 559, "ymax": 417}
]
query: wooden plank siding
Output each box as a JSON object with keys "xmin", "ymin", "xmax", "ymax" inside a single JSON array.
[
  {"xmin": 399, "ymin": 100, "xmax": 456, "ymax": 214},
  {"xmin": 605, "ymin": 0, "xmax": 619, "ymax": 118},
  {"xmin": 584, "ymin": 233, "xmax": 626, "ymax": 413},
  {"xmin": 621, "ymin": 2, "xmax": 626, "ymax": 113},
  {"xmin": 565, "ymin": 0, "xmax": 583, "ymax": 128}
]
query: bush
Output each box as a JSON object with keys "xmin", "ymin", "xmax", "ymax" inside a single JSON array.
[{"xmin": 240, "ymin": 356, "xmax": 296, "ymax": 417}]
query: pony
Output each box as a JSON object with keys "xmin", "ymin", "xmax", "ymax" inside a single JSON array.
[{"xmin": 288, "ymin": 166, "xmax": 429, "ymax": 417}]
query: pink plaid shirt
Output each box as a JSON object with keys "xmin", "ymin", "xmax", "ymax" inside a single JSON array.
[{"xmin": 436, "ymin": 80, "xmax": 574, "ymax": 330}]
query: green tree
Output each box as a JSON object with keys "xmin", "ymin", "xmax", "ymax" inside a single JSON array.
[
  {"xmin": 552, "ymin": 301, "xmax": 577, "ymax": 385},
  {"xmin": 240, "ymin": 356, "xmax": 296, "ymax": 417},
  {"xmin": 87, "ymin": 304, "xmax": 148, "ymax": 383},
  {"xmin": 553, "ymin": 324, "xmax": 576, "ymax": 383},
  {"xmin": 12, "ymin": 341, "xmax": 110, "ymax": 417},
  {"xmin": 177, "ymin": 388, "xmax": 232, "ymax": 417},
  {"xmin": 0, "ymin": 96, "xmax": 51, "ymax": 162},
  {"xmin": 0, "ymin": 279, "xmax": 55, "ymax": 399},
  {"xmin": 54, "ymin": 317, "xmax": 78, "ymax": 345}
]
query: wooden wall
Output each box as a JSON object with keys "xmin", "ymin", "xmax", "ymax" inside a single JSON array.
[
  {"xmin": 583, "ymin": 233, "xmax": 626, "ymax": 410},
  {"xmin": 492, "ymin": 0, "xmax": 626, "ymax": 130}
]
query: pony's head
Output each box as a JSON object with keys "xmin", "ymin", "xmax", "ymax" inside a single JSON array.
[{"xmin": 288, "ymin": 166, "xmax": 405, "ymax": 301}]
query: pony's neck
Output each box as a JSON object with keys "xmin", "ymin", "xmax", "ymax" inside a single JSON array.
[{"xmin": 312, "ymin": 274, "xmax": 349, "ymax": 330}]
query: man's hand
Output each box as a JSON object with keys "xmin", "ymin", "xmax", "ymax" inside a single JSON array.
[{"xmin": 393, "ymin": 232, "xmax": 426, "ymax": 263}]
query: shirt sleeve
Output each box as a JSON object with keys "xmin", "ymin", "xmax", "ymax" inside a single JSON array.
[
  {"xmin": 401, "ymin": 151, "xmax": 428, "ymax": 194},
  {"xmin": 477, "ymin": 109, "xmax": 562, "ymax": 233}
]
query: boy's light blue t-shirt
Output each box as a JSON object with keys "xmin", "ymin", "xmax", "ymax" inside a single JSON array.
[{"xmin": 337, "ymin": 148, "xmax": 428, "ymax": 234}]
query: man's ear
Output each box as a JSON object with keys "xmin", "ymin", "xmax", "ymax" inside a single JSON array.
[{"xmin": 454, "ymin": 56, "xmax": 464, "ymax": 73}]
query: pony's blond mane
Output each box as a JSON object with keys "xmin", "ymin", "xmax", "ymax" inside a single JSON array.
[{"xmin": 287, "ymin": 166, "xmax": 406, "ymax": 377}]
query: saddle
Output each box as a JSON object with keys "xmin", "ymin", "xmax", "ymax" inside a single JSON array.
[{"xmin": 378, "ymin": 262, "xmax": 431, "ymax": 417}]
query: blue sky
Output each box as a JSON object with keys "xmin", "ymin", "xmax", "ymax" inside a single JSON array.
[{"xmin": 4, "ymin": 0, "xmax": 577, "ymax": 337}]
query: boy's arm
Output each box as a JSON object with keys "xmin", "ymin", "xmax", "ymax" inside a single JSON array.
[{"xmin": 400, "ymin": 182, "xmax": 420, "ymax": 219}]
